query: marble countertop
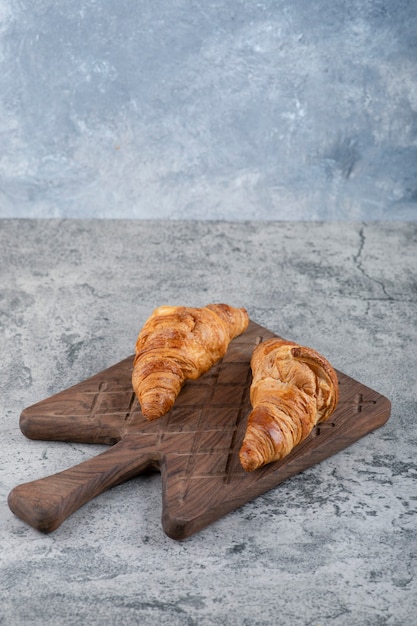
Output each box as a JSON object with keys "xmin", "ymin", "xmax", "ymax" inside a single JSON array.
[{"xmin": 1, "ymin": 219, "xmax": 416, "ymax": 625}]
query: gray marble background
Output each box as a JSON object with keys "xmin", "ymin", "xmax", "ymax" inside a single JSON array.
[
  {"xmin": 1, "ymin": 0, "xmax": 417, "ymax": 220},
  {"xmin": 1, "ymin": 220, "xmax": 416, "ymax": 625}
]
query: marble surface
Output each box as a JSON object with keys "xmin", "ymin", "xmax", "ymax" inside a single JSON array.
[
  {"xmin": 1, "ymin": 219, "xmax": 416, "ymax": 625},
  {"xmin": 1, "ymin": 1, "xmax": 417, "ymax": 220}
]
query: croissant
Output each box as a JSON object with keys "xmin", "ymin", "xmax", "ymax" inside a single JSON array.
[
  {"xmin": 239, "ymin": 338, "xmax": 339, "ymax": 471},
  {"xmin": 132, "ymin": 303, "xmax": 249, "ymax": 420}
]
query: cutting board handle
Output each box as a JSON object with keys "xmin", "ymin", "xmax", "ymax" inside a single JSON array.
[{"xmin": 8, "ymin": 436, "xmax": 159, "ymax": 533}]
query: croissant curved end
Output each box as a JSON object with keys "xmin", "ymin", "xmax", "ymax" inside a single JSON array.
[
  {"xmin": 140, "ymin": 398, "xmax": 173, "ymax": 421},
  {"xmin": 239, "ymin": 414, "xmax": 282, "ymax": 472},
  {"xmin": 239, "ymin": 437, "xmax": 281, "ymax": 473},
  {"xmin": 239, "ymin": 446, "xmax": 259, "ymax": 473},
  {"xmin": 290, "ymin": 344, "xmax": 339, "ymax": 419}
]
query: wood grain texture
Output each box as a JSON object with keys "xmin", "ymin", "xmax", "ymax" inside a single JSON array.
[{"xmin": 8, "ymin": 321, "xmax": 391, "ymax": 539}]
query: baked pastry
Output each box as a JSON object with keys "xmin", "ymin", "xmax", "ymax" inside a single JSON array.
[
  {"xmin": 132, "ymin": 304, "xmax": 249, "ymax": 420},
  {"xmin": 239, "ymin": 338, "xmax": 339, "ymax": 471}
]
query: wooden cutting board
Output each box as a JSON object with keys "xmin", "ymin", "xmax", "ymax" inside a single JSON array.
[{"xmin": 8, "ymin": 321, "xmax": 391, "ymax": 539}]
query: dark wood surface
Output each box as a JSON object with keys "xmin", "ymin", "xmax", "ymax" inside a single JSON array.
[{"xmin": 8, "ymin": 321, "xmax": 391, "ymax": 539}]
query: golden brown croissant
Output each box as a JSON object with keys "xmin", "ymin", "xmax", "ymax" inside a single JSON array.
[
  {"xmin": 132, "ymin": 304, "xmax": 249, "ymax": 420},
  {"xmin": 239, "ymin": 338, "xmax": 339, "ymax": 471}
]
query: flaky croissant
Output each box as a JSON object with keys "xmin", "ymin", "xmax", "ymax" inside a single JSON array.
[
  {"xmin": 132, "ymin": 304, "xmax": 249, "ymax": 420},
  {"xmin": 239, "ymin": 338, "xmax": 339, "ymax": 471}
]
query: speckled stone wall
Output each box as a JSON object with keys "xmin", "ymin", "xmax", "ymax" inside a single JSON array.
[{"xmin": 1, "ymin": 0, "xmax": 416, "ymax": 219}]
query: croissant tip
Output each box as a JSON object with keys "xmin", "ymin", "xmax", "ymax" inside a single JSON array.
[
  {"xmin": 140, "ymin": 403, "xmax": 167, "ymax": 421},
  {"xmin": 239, "ymin": 447, "xmax": 259, "ymax": 472}
]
